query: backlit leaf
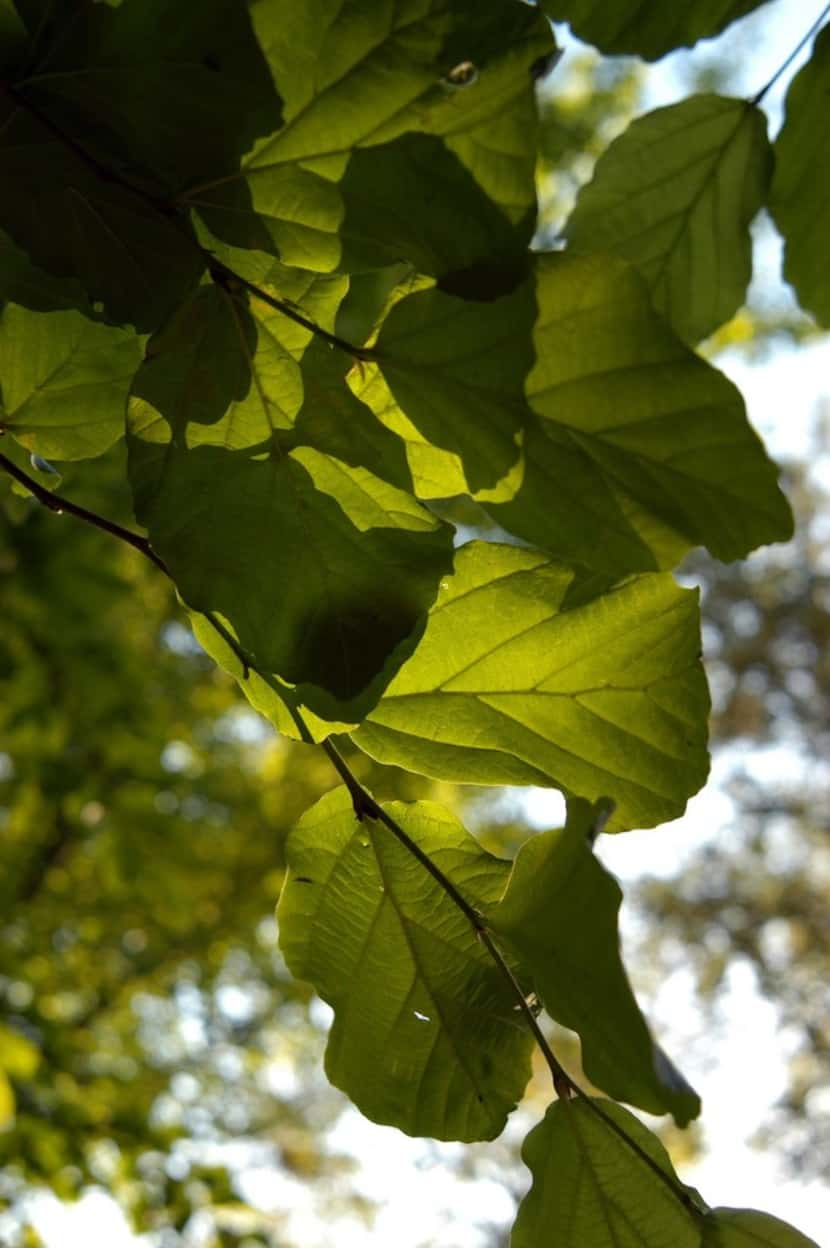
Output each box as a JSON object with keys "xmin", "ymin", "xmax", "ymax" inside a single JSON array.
[
  {"xmin": 541, "ymin": 1, "xmax": 772, "ymax": 61},
  {"xmin": 338, "ymin": 133, "xmax": 528, "ymax": 278},
  {"xmin": 490, "ymin": 798, "xmax": 700, "ymax": 1124},
  {"xmin": 512, "ymin": 1098, "xmax": 702, "ymax": 1248},
  {"xmin": 369, "ymin": 275, "xmax": 535, "ymax": 493},
  {"xmin": 770, "ymin": 23, "xmax": 830, "ymax": 328},
  {"xmin": 188, "ymin": 0, "xmax": 552, "ymax": 273},
  {"xmin": 523, "ymin": 253, "xmax": 792, "ymax": 563},
  {"xmin": 360, "ymin": 253, "xmax": 791, "ymax": 567},
  {"xmin": 0, "ymin": 304, "xmax": 143, "ymax": 460},
  {"xmin": 565, "ymin": 95, "xmax": 772, "ymax": 344},
  {"xmin": 278, "ymin": 789, "xmax": 533, "ymax": 1140},
  {"xmin": 128, "ymin": 283, "xmax": 454, "ymax": 717},
  {"xmin": 188, "ymin": 609, "xmax": 356, "ymax": 744},
  {"xmin": 354, "ymin": 542, "xmax": 710, "ymax": 831},
  {"xmin": 703, "ymin": 1208, "xmax": 820, "ymax": 1248}
]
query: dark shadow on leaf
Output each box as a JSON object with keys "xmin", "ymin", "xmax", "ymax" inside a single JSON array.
[
  {"xmin": 283, "ymin": 341, "xmax": 413, "ymax": 494},
  {"xmin": 340, "ymin": 133, "xmax": 530, "ymax": 276}
]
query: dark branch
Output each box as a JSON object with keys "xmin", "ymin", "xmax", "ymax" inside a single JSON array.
[
  {"xmin": 0, "ymin": 448, "xmax": 169, "ymax": 574},
  {"xmin": 209, "ymin": 260, "xmax": 371, "ymax": 362},
  {"xmin": 752, "ymin": 3, "xmax": 830, "ymax": 103},
  {"xmin": 3, "ymin": 83, "xmax": 368, "ymax": 361}
]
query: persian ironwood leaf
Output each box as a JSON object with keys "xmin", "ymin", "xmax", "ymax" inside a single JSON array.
[
  {"xmin": 278, "ymin": 789, "xmax": 533, "ymax": 1141},
  {"xmin": 0, "ymin": 304, "xmax": 143, "ymax": 460},
  {"xmin": 15, "ymin": 0, "xmax": 283, "ymax": 194},
  {"xmin": 187, "ymin": 0, "xmax": 552, "ymax": 273},
  {"xmin": 540, "ymin": 1, "xmax": 772, "ymax": 61},
  {"xmin": 353, "ymin": 541, "xmax": 710, "ymax": 832},
  {"xmin": 127, "ymin": 284, "xmax": 454, "ymax": 717},
  {"xmin": 359, "ymin": 253, "xmax": 792, "ymax": 569},
  {"xmin": 770, "ymin": 23, "xmax": 830, "ymax": 328},
  {"xmin": 702, "ymin": 1208, "xmax": 820, "ymax": 1248},
  {"xmin": 490, "ymin": 798, "xmax": 700, "ymax": 1125},
  {"xmin": 512, "ymin": 1098, "xmax": 702, "ymax": 1247},
  {"xmin": 565, "ymin": 95, "xmax": 772, "ymax": 344},
  {"xmin": 515, "ymin": 252, "xmax": 793, "ymax": 564},
  {"xmin": 369, "ymin": 275, "xmax": 535, "ymax": 493}
]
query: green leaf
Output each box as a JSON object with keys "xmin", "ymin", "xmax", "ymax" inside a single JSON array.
[
  {"xmin": 485, "ymin": 415, "xmax": 661, "ymax": 575},
  {"xmin": 770, "ymin": 23, "xmax": 830, "ymax": 328},
  {"xmin": 0, "ymin": 304, "xmax": 143, "ymax": 460},
  {"xmin": 288, "ymin": 340, "xmax": 413, "ymax": 495},
  {"xmin": 369, "ymin": 275, "xmax": 535, "ymax": 493},
  {"xmin": 16, "ymin": 0, "xmax": 283, "ymax": 194},
  {"xmin": 513, "ymin": 1098, "xmax": 702, "ymax": 1248},
  {"xmin": 338, "ymin": 133, "xmax": 529, "ymax": 279},
  {"xmin": 703, "ymin": 1208, "xmax": 820, "ymax": 1248},
  {"xmin": 0, "ymin": 96, "xmax": 204, "ymax": 331},
  {"xmin": 565, "ymin": 95, "xmax": 772, "ymax": 344},
  {"xmin": 541, "ymin": 1, "xmax": 772, "ymax": 61},
  {"xmin": 0, "ymin": 228, "xmax": 94, "ymax": 313},
  {"xmin": 489, "ymin": 798, "xmax": 700, "ymax": 1124},
  {"xmin": 188, "ymin": 0, "xmax": 551, "ymax": 273},
  {"xmin": 128, "ymin": 283, "xmax": 454, "ymax": 716},
  {"xmin": 188, "ymin": 609, "xmax": 356, "ymax": 744},
  {"xmin": 525, "ymin": 253, "xmax": 792, "ymax": 564},
  {"xmin": 277, "ymin": 788, "xmax": 533, "ymax": 1141},
  {"xmin": 353, "ymin": 541, "xmax": 710, "ymax": 832},
  {"xmin": 359, "ymin": 253, "xmax": 790, "ymax": 566}
]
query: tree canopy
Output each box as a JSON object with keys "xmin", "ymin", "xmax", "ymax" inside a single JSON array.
[{"xmin": 0, "ymin": 1, "xmax": 828, "ymax": 1245}]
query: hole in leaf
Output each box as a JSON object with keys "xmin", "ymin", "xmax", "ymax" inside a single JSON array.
[{"xmin": 443, "ymin": 60, "xmax": 478, "ymax": 88}]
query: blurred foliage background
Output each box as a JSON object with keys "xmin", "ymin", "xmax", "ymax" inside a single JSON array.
[{"xmin": 2, "ymin": 9, "xmax": 829, "ymax": 1246}]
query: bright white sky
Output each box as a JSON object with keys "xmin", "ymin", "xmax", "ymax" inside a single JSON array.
[{"xmin": 26, "ymin": 1, "xmax": 830, "ymax": 1245}]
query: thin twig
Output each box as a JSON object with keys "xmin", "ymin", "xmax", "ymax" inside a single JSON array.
[
  {"xmin": 2, "ymin": 82, "xmax": 178, "ymax": 219},
  {"xmin": 0, "ymin": 447, "xmax": 169, "ymax": 574},
  {"xmin": 320, "ymin": 736, "xmax": 486, "ymax": 929},
  {"xmin": 324, "ymin": 732, "xmax": 580, "ymax": 1092},
  {"xmin": 751, "ymin": 2, "xmax": 830, "ymax": 104},
  {"xmin": 565, "ymin": 1090, "xmax": 706, "ymax": 1221},
  {"xmin": 208, "ymin": 259, "xmax": 371, "ymax": 361},
  {"xmin": 477, "ymin": 925, "xmax": 573, "ymax": 1098}
]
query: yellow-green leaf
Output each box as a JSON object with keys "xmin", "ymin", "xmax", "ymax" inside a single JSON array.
[
  {"xmin": 188, "ymin": 1, "xmax": 552, "ymax": 273},
  {"xmin": 278, "ymin": 789, "xmax": 533, "ymax": 1141},
  {"xmin": 0, "ymin": 304, "xmax": 143, "ymax": 460},
  {"xmin": 703, "ymin": 1208, "xmax": 820, "ymax": 1248},
  {"xmin": 522, "ymin": 253, "xmax": 792, "ymax": 563},
  {"xmin": 490, "ymin": 798, "xmax": 700, "ymax": 1124},
  {"xmin": 565, "ymin": 95, "xmax": 772, "ymax": 344},
  {"xmin": 128, "ymin": 283, "xmax": 454, "ymax": 718},
  {"xmin": 770, "ymin": 23, "xmax": 830, "ymax": 328},
  {"xmin": 512, "ymin": 1098, "xmax": 702, "ymax": 1248},
  {"xmin": 354, "ymin": 542, "xmax": 710, "ymax": 831}
]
